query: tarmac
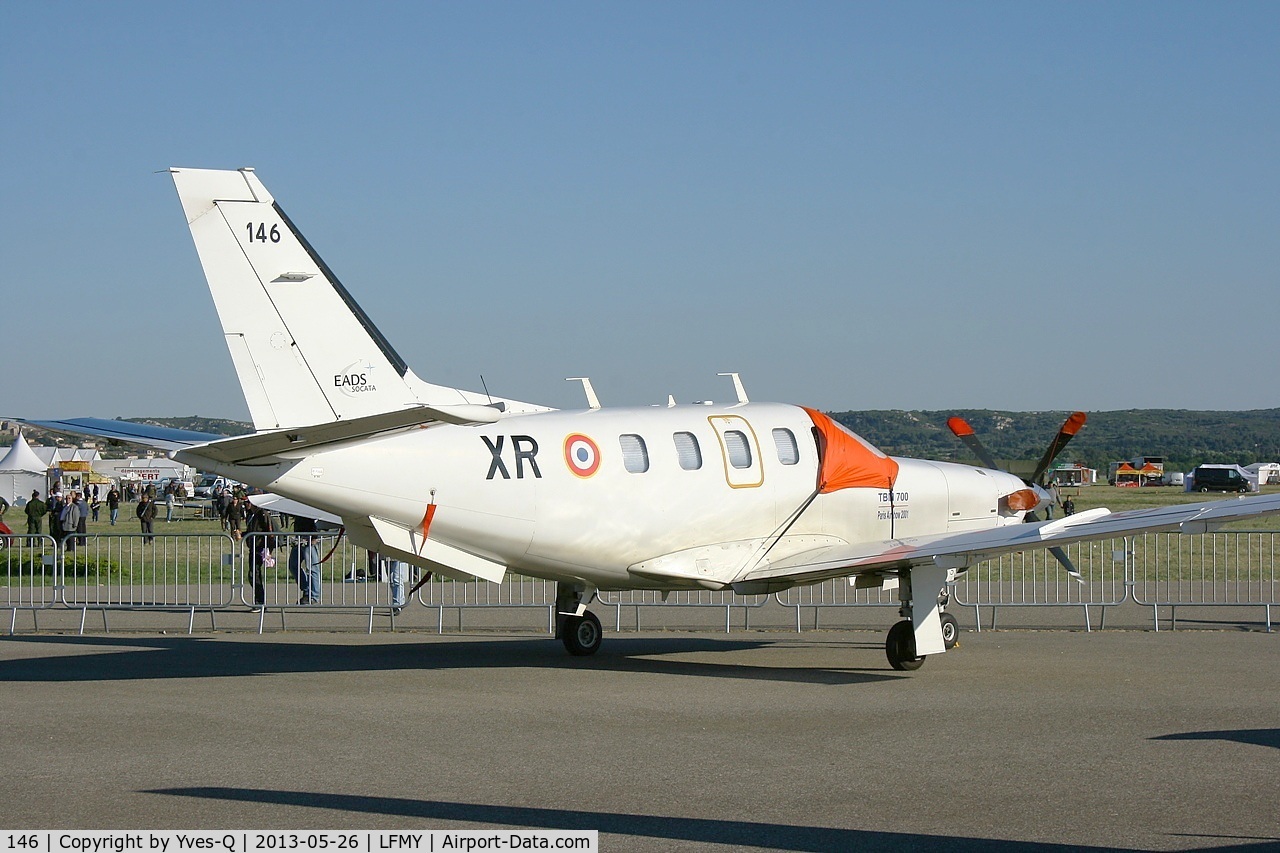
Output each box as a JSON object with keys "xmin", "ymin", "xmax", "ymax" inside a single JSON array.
[{"xmin": 2, "ymin": 617, "xmax": 1278, "ymax": 852}]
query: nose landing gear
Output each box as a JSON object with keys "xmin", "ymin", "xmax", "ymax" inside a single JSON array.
[
  {"xmin": 555, "ymin": 581, "xmax": 602, "ymax": 656},
  {"xmin": 562, "ymin": 610, "xmax": 603, "ymax": 656}
]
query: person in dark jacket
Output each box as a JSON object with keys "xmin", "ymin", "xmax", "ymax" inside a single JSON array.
[
  {"xmin": 288, "ymin": 515, "xmax": 322, "ymax": 604},
  {"xmin": 106, "ymin": 487, "xmax": 120, "ymax": 526},
  {"xmin": 244, "ymin": 505, "xmax": 276, "ymax": 607},
  {"xmin": 136, "ymin": 493, "xmax": 157, "ymax": 544},
  {"xmin": 48, "ymin": 491, "xmax": 64, "ymax": 544},
  {"xmin": 25, "ymin": 491, "xmax": 46, "ymax": 535},
  {"xmin": 226, "ymin": 496, "xmax": 245, "ymax": 535}
]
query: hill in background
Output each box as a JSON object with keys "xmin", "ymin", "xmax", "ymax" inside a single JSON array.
[
  {"xmin": 0, "ymin": 416, "xmax": 251, "ymax": 456},
  {"xmin": 831, "ymin": 409, "xmax": 1280, "ymax": 473},
  {"xmin": 4, "ymin": 410, "xmax": 1279, "ymax": 472}
]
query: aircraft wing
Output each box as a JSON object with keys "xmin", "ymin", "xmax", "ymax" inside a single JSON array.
[{"xmin": 736, "ymin": 493, "xmax": 1280, "ymax": 590}]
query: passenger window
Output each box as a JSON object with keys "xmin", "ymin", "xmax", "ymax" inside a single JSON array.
[
  {"xmin": 619, "ymin": 434, "xmax": 649, "ymax": 473},
  {"xmin": 772, "ymin": 428, "xmax": 799, "ymax": 465},
  {"xmin": 723, "ymin": 430, "xmax": 752, "ymax": 469},
  {"xmin": 673, "ymin": 432, "xmax": 702, "ymax": 470}
]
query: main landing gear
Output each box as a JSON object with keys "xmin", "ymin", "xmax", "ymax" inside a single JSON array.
[
  {"xmin": 562, "ymin": 611, "xmax": 602, "ymax": 656},
  {"xmin": 885, "ymin": 619, "xmax": 923, "ymax": 671},
  {"xmin": 884, "ymin": 571, "xmax": 960, "ymax": 671},
  {"xmin": 939, "ymin": 610, "xmax": 959, "ymax": 650},
  {"xmin": 556, "ymin": 581, "xmax": 602, "ymax": 656},
  {"xmin": 885, "ymin": 610, "xmax": 958, "ymax": 669}
]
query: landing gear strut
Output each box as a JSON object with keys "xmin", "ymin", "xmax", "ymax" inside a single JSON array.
[{"xmin": 555, "ymin": 581, "xmax": 601, "ymax": 656}]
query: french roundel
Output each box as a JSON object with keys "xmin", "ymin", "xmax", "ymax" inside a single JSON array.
[{"xmin": 564, "ymin": 434, "xmax": 601, "ymax": 478}]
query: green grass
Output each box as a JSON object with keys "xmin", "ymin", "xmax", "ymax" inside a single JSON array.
[
  {"xmin": 1062, "ymin": 483, "xmax": 1280, "ymax": 531},
  {"xmin": 6, "ymin": 486, "xmax": 1279, "ymax": 590}
]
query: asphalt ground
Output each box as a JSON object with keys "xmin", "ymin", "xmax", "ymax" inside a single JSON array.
[{"xmin": 2, "ymin": 626, "xmax": 1278, "ymax": 852}]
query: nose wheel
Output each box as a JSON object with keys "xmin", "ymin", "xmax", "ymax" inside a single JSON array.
[{"xmin": 562, "ymin": 611, "xmax": 602, "ymax": 656}]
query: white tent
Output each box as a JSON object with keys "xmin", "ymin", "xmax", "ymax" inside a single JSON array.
[{"xmin": 0, "ymin": 433, "xmax": 49, "ymax": 507}]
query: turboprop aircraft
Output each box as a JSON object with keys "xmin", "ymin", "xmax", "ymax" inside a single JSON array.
[{"xmin": 30, "ymin": 167, "xmax": 1280, "ymax": 670}]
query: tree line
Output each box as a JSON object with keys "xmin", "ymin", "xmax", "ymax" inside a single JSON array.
[
  {"xmin": 6, "ymin": 410, "xmax": 1279, "ymax": 473},
  {"xmin": 830, "ymin": 409, "xmax": 1280, "ymax": 473}
]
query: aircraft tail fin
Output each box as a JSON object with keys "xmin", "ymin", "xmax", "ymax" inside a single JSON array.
[{"xmin": 169, "ymin": 168, "xmax": 543, "ymax": 430}]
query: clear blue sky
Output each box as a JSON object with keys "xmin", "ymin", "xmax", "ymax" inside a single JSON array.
[{"xmin": 2, "ymin": 1, "xmax": 1276, "ymax": 420}]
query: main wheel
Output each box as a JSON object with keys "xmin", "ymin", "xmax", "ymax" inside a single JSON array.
[
  {"xmin": 886, "ymin": 620, "xmax": 924, "ymax": 671},
  {"xmin": 940, "ymin": 612, "xmax": 959, "ymax": 650},
  {"xmin": 562, "ymin": 610, "xmax": 603, "ymax": 656}
]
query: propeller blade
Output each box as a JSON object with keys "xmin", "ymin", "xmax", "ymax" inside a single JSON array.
[
  {"xmin": 1049, "ymin": 546, "xmax": 1085, "ymax": 584},
  {"xmin": 1029, "ymin": 411, "xmax": 1087, "ymax": 485},
  {"xmin": 947, "ymin": 416, "xmax": 1000, "ymax": 470}
]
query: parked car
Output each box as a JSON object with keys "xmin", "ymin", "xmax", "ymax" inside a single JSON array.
[{"xmin": 1190, "ymin": 465, "xmax": 1254, "ymax": 493}]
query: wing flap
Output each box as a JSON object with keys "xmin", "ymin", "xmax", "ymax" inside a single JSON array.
[
  {"xmin": 627, "ymin": 535, "xmax": 850, "ymax": 590},
  {"xmin": 368, "ymin": 516, "xmax": 507, "ymax": 584}
]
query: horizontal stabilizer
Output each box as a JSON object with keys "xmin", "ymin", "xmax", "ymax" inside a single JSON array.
[
  {"xmin": 23, "ymin": 418, "xmax": 226, "ymax": 452},
  {"xmin": 178, "ymin": 403, "xmax": 502, "ymax": 466}
]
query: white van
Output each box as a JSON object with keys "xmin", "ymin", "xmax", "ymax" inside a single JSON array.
[{"xmin": 194, "ymin": 475, "xmax": 240, "ymax": 498}]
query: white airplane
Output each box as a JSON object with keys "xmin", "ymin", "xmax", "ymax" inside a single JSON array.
[{"xmin": 31, "ymin": 167, "xmax": 1280, "ymax": 670}]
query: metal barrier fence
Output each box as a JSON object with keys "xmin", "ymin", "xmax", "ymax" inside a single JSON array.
[
  {"xmin": 1129, "ymin": 530, "xmax": 1277, "ymax": 631},
  {"xmin": 597, "ymin": 588, "xmax": 771, "ymax": 633},
  {"xmin": 952, "ymin": 531, "xmax": 1278, "ymax": 631},
  {"xmin": 774, "ymin": 580, "xmax": 900, "ymax": 632},
  {"xmin": 239, "ymin": 532, "xmax": 405, "ymax": 632},
  {"xmin": 418, "ymin": 574, "xmax": 557, "ymax": 634},
  {"xmin": 58, "ymin": 532, "xmax": 240, "ymax": 633},
  {"xmin": 3, "ymin": 530, "xmax": 1278, "ymax": 634},
  {"xmin": 2, "ymin": 534, "xmax": 58, "ymax": 632},
  {"xmin": 952, "ymin": 537, "xmax": 1131, "ymax": 631}
]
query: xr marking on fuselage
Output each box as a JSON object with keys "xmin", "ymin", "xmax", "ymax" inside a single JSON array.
[{"xmin": 482, "ymin": 434, "xmax": 542, "ymax": 480}]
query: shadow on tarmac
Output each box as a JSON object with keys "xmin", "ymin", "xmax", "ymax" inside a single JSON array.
[
  {"xmin": 1152, "ymin": 728, "xmax": 1280, "ymax": 751},
  {"xmin": 0, "ymin": 635, "xmax": 899, "ymax": 685},
  {"xmin": 144, "ymin": 787, "xmax": 1280, "ymax": 852}
]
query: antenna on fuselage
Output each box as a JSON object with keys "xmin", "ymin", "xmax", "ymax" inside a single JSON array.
[
  {"xmin": 566, "ymin": 377, "xmax": 602, "ymax": 410},
  {"xmin": 718, "ymin": 372, "xmax": 749, "ymax": 404}
]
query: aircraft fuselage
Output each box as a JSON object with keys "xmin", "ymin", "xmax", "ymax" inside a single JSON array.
[{"xmin": 198, "ymin": 402, "xmax": 1029, "ymax": 590}]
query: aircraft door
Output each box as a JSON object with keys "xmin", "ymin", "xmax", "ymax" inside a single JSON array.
[{"xmin": 708, "ymin": 415, "xmax": 764, "ymax": 489}]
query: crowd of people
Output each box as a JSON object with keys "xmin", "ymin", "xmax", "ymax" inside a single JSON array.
[{"xmin": 5, "ymin": 480, "xmax": 416, "ymax": 611}]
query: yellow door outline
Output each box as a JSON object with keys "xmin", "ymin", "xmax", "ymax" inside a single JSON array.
[{"xmin": 708, "ymin": 415, "xmax": 764, "ymax": 489}]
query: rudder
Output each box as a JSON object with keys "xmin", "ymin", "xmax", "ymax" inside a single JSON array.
[{"xmin": 172, "ymin": 168, "xmax": 425, "ymax": 429}]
